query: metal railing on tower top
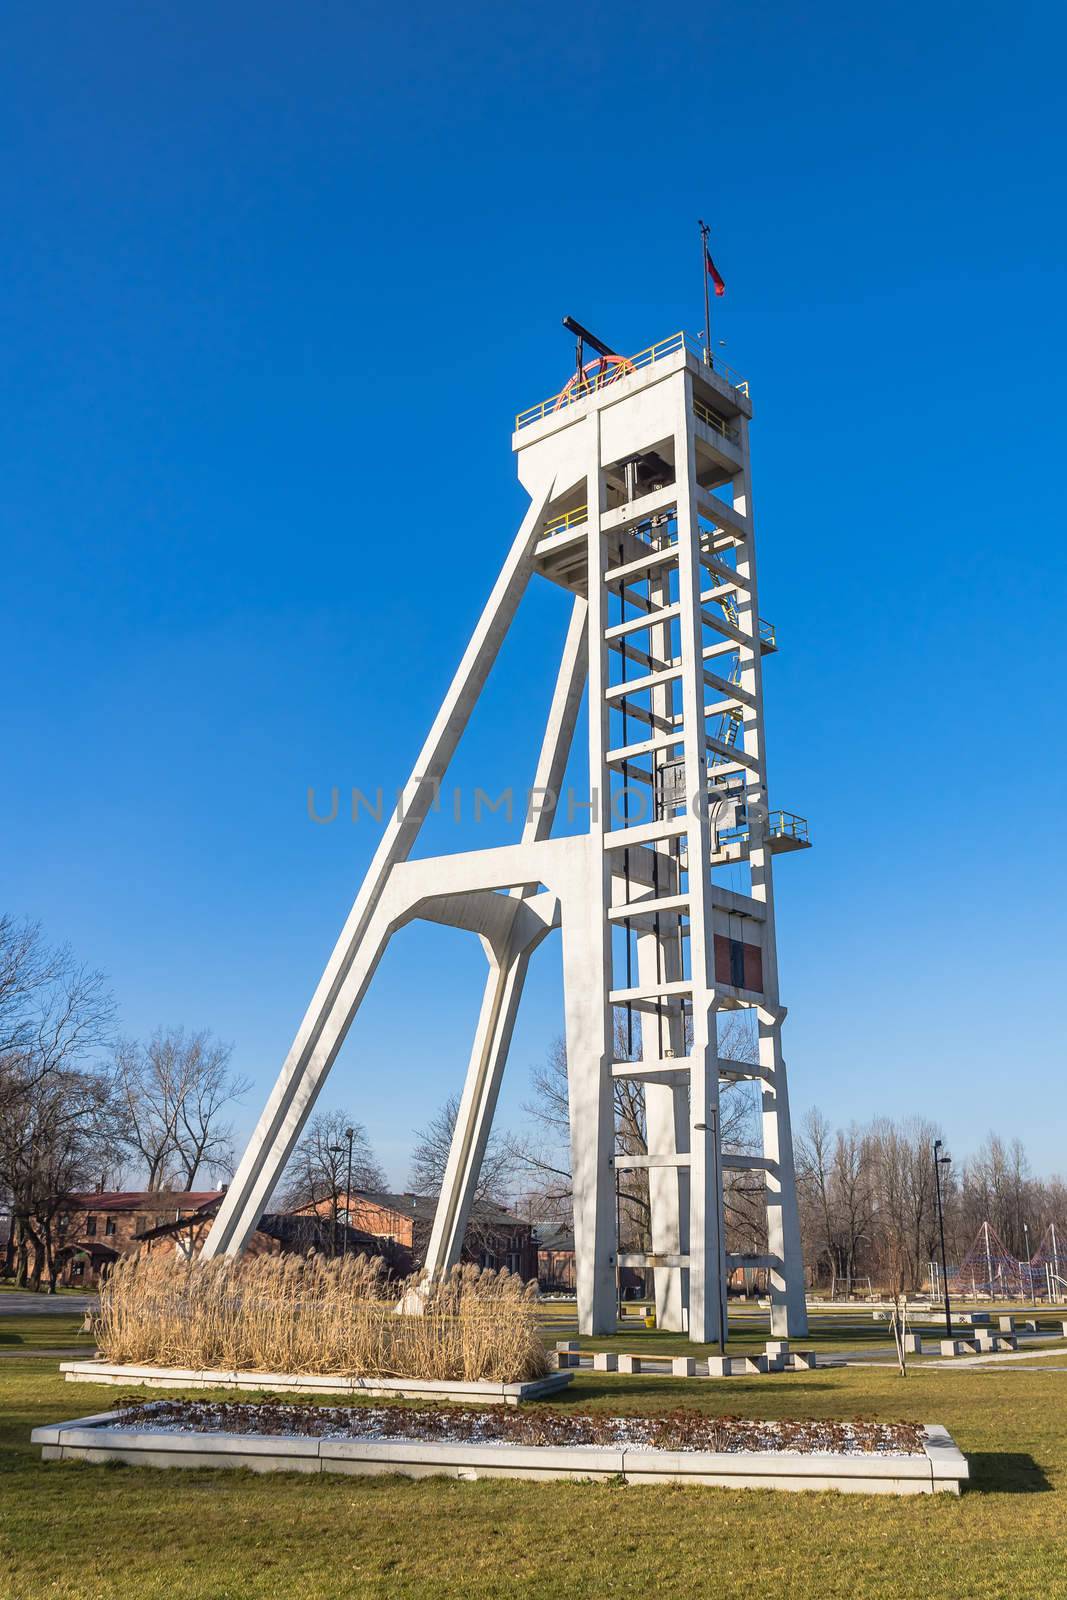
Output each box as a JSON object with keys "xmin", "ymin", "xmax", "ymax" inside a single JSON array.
[{"xmin": 515, "ymin": 332, "xmax": 750, "ymax": 430}]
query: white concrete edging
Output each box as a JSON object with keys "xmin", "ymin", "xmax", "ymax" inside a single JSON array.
[
  {"xmin": 32, "ymin": 1410, "xmax": 967, "ymax": 1495},
  {"xmin": 59, "ymin": 1361, "xmax": 571, "ymax": 1406}
]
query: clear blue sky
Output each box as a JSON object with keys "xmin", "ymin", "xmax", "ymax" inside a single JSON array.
[{"xmin": 3, "ymin": 2, "xmax": 1065, "ymax": 1185}]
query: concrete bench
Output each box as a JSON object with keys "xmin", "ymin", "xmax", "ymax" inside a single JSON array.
[
  {"xmin": 786, "ymin": 1350, "xmax": 819, "ymax": 1370},
  {"xmin": 974, "ymin": 1331, "xmax": 1015, "ymax": 1352},
  {"xmin": 940, "ymin": 1338, "xmax": 980, "ymax": 1357},
  {"xmin": 617, "ymin": 1354, "xmax": 656, "ymax": 1374},
  {"xmin": 706, "ymin": 1354, "xmax": 769, "ymax": 1377},
  {"xmin": 940, "ymin": 1333, "xmax": 1013, "ymax": 1357}
]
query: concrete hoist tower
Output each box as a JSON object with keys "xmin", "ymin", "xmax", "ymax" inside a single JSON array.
[{"xmin": 202, "ymin": 324, "xmax": 811, "ymax": 1343}]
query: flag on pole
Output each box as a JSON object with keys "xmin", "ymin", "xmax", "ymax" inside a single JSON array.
[{"xmin": 705, "ymin": 249, "xmax": 726, "ymax": 297}]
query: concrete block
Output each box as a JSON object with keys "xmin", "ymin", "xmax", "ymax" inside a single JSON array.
[
  {"xmin": 998, "ymin": 1315, "xmax": 1016, "ymax": 1334},
  {"xmin": 903, "ymin": 1334, "xmax": 923, "ymax": 1355},
  {"xmin": 671, "ymin": 1357, "xmax": 696, "ymax": 1377},
  {"xmin": 593, "ymin": 1352, "xmax": 618, "ymax": 1373},
  {"xmin": 788, "ymin": 1351, "xmax": 818, "ymax": 1370},
  {"xmin": 617, "ymin": 1354, "xmax": 639, "ymax": 1374},
  {"xmin": 555, "ymin": 1340, "xmax": 580, "ymax": 1352},
  {"xmin": 60, "ymin": 1360, "xmax": 573, "ymax": 1405},
  {"xmin": 705, "ymin": 1356, "xmax": 730, "ymax": 1377}
]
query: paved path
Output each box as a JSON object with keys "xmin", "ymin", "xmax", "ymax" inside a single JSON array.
[{"xmin": 0, "ymin": 1293, "xmax": 96, "ymax": 1314}]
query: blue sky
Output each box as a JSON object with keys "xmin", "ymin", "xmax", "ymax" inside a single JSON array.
[{"xmin": 2, "ymin": 1, "xmax": 1065, "ymax": 1185}]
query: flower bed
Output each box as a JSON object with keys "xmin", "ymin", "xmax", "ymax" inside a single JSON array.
[
  {"xmin": 33, "ymin": 1400, "xmax": 969, "ymax": 1493},
  {"xmin": 115, "ymin": 1399, "xmax": 927, "ymax": 1457}
]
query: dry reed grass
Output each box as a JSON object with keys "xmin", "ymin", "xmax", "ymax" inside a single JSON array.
[{"xmin": 96, "ymin": 1251, "xmax": 549, "ymax": 1383}]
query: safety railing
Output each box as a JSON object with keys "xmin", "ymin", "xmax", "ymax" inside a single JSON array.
[
  {"xmin": 541, "ymin": 506, "xmax": 589, "ymax": 538},
  {"xmin": 767, "ymin": 810, "xmax": 809, "ymax": 844},
  {"xmin": 693, "ymin": 396, "xmax": 741, "ymax": 444},
  {"xmin": 713, "ymin": 806, "xmax": 810, "ymax": 849},
  {"xmin": 758, "ymin": 618, "xmax": 777, "ymax": 650},
  {"xmin": 516, "ymin": 331, "xmax": 749, "ymax": 430}
]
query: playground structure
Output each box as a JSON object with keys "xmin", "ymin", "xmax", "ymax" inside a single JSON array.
[
  {"xmin": 941, "ymin": 1221, "xmax": 1067, "ymax": 1303},
  {"xmin": 200, "ymin": 323, "xmax": 812, "ymax": 1344}
]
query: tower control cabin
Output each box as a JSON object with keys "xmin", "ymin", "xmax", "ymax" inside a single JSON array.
[{"xmin": 202, "ymin": 327, "xmax": 812, "ymax": 1344}]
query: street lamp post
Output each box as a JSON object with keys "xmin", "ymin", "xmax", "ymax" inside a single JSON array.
[
  {"xmin": 934, "ymin": 1140, "xmax": 952, "ymax": 1340},
  {"xmin": 344, "ymin": 1126, "xmax": 355, "ymax": 1260},
  {"xmin": 1023, "ymin": 1220, "xmax": 1032, "ymax": 1308},
  {"xmin": 328, "ymin": 1143, "xmax": 346, "ymax": 1259}
]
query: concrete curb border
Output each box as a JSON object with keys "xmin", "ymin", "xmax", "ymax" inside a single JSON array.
[
  {"xmin": 59, "ymin": 1361, "xmax": 572, "ymax": 1406},
  {"xmin": 32, "ymin": 1410, "xmax": 968, "ymax": 1494}
]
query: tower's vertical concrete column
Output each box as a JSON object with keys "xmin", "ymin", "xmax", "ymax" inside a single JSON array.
[
  {"xmin": 565, "ymin": 412, "xmax": 618, "ymax": 1337},
  {"xmin": 675, "ymin": 370, "xmax": 727, "ymax": 1345},
  {"xmin": 733, "ymin": 413, "xmax": 807, "ymax": 1338}
]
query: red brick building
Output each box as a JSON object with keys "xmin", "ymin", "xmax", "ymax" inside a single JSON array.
[
  {"xmin": 309, "ymin": 1191, "xmax": 539, "ymax": 1280},
  {"xmin": 53, "ymin": 1191, "xmax": 223, "ymax": 1286}
]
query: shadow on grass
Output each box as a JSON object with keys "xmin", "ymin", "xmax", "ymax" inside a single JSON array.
[{"xmin": 966, "ymin": 1451, "xmax": 1051, "ymax": 1493}]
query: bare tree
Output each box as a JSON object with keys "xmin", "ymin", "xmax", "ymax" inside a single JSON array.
[
  {"xmin": 796, "ymin": 1109, "xmax": 875, "ymax": 1296},
  {"xmin": 113, "ymin": 1027, "xmax": 250, "ymax": 1190},
  {"xmin": 511, "ymin": 1011, "xmax": 761, "ymax": 1256},
  {"xmin": 1, "ymin": 1064, "xmax": 120, "ymax": 1290},
  {"xmin": 0, "ymin": 917, "xmax": 55, "ymax": 1061},
  {"xmin": 280, "ymin": 1109, "xmax": 386, "ymax": 1250},
  {"xmin": 0, "ymin": 918, "xmax": 117, "ymax": 1289},
  {"xmin": 409, "ymin": 1092, "xmax": 518, "ymax": 1210}
]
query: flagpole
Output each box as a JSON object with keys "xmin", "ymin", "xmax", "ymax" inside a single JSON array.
[{"xmin": 698, "ymin": 218, "xmax": 711, "ymax": 367}]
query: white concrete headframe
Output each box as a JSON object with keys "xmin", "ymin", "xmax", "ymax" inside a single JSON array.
[{"xmin": 202, "ymin": 335, "xmax": 809, "ymax": 1343}]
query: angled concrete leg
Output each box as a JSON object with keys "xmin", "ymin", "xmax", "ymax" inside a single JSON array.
[
  {"xmin": 201, "ymin": 480, "xmax": 557, "ymax": 1261},
  {"xmin": 422, "ymin": 595, "xmax": 589, "ymax": 1282},
  {"xmin": 201, "ymin": 894, "xmax": 400, "ymax": 1256},
  {"xmin": 420, "ymin": 937, "xmax": 538, "ymax": 1279}
]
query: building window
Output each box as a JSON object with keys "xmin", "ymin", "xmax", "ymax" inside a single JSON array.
[
  {"xmin": 104, "ymin": 1217, "xmax": 116, "ymax": 1237},
  {"xmin": 85, "ymin": 1216, "xmax": 96, "ymax": 1237}
]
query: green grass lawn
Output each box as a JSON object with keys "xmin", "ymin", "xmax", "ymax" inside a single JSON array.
[
  {"xmin": 0, "ymin": 1314, "xmax": 95, "ymax": 1348},
  {"xmin": 3, "ymin": 1321, "xmax": 1067, "ymax": 1599}
]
